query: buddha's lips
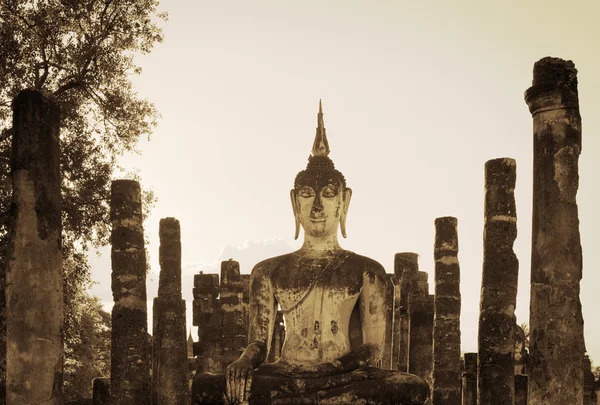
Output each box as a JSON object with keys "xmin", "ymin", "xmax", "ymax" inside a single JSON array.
[{"xmin": 310, "ymin": 217, "xmax": 326, "ymax": 223}]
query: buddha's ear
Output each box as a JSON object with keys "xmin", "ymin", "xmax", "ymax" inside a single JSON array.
[
  {"xmin": 340, "ymin": 188, "xmax": 352, "ymax": 238},
  {"xmin": 290, "ymin": 189, "xmax": 301, "ymax": 240}
]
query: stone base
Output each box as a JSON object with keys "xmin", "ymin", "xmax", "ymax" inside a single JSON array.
[{"xmin": 192, "ymin": 367, "xmax": 429, "ymax": 405}]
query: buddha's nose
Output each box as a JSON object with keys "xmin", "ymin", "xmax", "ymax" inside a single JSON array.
[{"xmin": 311, "ymin": 194, "xmax": 324, "ymax": 213}]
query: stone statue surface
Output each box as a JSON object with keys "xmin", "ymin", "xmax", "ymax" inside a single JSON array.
[{"xmin": 192, "ymin": 102, "xmax": 429, "ymax": 405}]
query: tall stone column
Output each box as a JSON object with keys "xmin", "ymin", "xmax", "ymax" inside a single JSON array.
[
  {"xmin": 408, "ymin": 271, "xmax": 434, "ymax": 390},
  {"xmin": 524, "ymin": 57, "xmax": 585, "ymax": 405},
  {"xmin": 461, "ymin": 353, "xmax": 477, "ymax": 405},
  {"xmin": 110, "ymin": 180, "xmax": 150, "ymax": 405},
  {"xmin": 220, "ymin": 260, "xmax": 247, "ymax": 367},
  {"xmin": 6, "ymin": 90, "xmax": 63, "ymax": 405},
  {"xmin": 153, "ymin": 218, "xmax": 189, "ymax": 405},
  {"xmin": 394, "ymin": 253, "xmax": 418, "ymax": 372},
  {"xmin": 478, "ymin": 158, "xmax": 519, "ymax": 405},
  {"xmin": 432, "ymin": 216, "xmax": 461, "ymax": 405}
]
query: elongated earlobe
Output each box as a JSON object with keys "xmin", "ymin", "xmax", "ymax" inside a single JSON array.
[
  {"xmin": 290, "ymin": 189, "xmax": 300, "ymax": 240},
  {"xmin": 340, "ymin": 188, "xmax": 352, "ymax": 238}
]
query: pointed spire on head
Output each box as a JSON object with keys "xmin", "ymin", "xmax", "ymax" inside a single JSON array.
[{"xmin": 312, "ymin": 99, "xmax": 330, "ymax": 157}]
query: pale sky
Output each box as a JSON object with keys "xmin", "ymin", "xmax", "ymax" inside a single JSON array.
[{"xmin": 88, "ymin": 0, "xmax": 600, "ymax": 362}]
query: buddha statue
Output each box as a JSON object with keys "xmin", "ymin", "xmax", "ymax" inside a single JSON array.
[{"xmin": 192, "ymin": 102, "xmax": 430, "ymax": 405}]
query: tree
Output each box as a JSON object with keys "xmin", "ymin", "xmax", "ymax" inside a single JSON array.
[
  {"xmin": 63, "ymin": 285, "xmax": 111, "ymax": 401},
  {"xmin": 0, "ymin": 0, "xmax": 166, "ymax": 399}
]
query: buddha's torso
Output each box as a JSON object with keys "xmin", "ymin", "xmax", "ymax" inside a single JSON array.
[{"xmin": 269, "ymin": 251, "xmax": 366, "ymax": 364}]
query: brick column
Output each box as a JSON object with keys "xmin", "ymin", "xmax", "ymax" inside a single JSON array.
[
  {"xmin": 432, "ymin": 217, "xmax": 461, "ymax": 405},
  {"xmin": 110, "ymin": 180, "xmax": 150, "ymax": 405},
  {"xmin": 478, "ymin": 158, "xmax": 519, "ymax": 405}
]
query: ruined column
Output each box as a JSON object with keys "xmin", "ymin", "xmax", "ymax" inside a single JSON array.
[
  {"xmin": 514, "ymin": 375, "xmax": 528, "ymax": 405},
  {"xmin": 461, "ymin": 353, "xmax": 477, "ymax": 405},
  {"xmin": 477, "ymin": 158, "xmax": 518, "ymax": 405},
  {"xmin": 432, "ymin": 216, "xmax": 461, "ymax": 405},
  {"xmin": 220, "ymin": 260, "xmax": 247, "ymax": 367},
  {"xmin": 192, "ymin": 272, "xmax": 222, "ymax": 373},
  {"xmin": 408, "ymin": 272, "xmax": 434, "ymax": 390},
  {"xmin": 110, "ymin": 180, "xmax": 150, "ymax": 405},
  {"xmin": 6, "ymin": 90, "xmax": 63, "ymax": 405},
  {"xmin": 153, "ymin": 218, "xmax": 188, "ymax": 405},
  {"xmin": 524, "ymin": 57, "xmax": 585, "ymax": 405},
  {"xmin": 92, "ymin": 377, "xmax": 110, "ymax": 405},
  {"xmin": 394, "ymin": 253, "xmax": 419, "ymax": 372}
]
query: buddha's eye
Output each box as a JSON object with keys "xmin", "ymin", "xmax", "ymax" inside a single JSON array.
[
  {"xmin": 322, "ymin": 184, "xmax": 338, "ymax": 198},
  {"xmin": 299, "ymin": 187, "xmax": 315, "ymax": 198}
]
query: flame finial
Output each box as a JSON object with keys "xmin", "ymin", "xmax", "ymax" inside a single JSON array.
[{"xmin": 311, "ymin": 99, "xmax": 330, "ymax": 157}]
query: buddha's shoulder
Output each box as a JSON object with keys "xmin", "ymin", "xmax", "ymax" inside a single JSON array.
[
  {"xmin": 345, "ymin": 252, "xmax": 387, "ymax": 278},
  {"xmin": 250, "ymin": 252, "xmax": 297, "ymax": 276}
]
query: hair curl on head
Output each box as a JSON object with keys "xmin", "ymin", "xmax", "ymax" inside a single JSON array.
[{"xmin": 294, "ymin": 155, "xmax": 347, "ymax": 190}]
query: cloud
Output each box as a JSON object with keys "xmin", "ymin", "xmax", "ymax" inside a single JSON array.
[{"xmin": 182, "ymin": 237, "xmax": 295, "ymax": 277}]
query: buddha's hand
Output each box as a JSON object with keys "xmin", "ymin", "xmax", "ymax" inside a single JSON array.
[{"xmin": 225, "ymin": 357, "xmax": 254, "ymax": 405}]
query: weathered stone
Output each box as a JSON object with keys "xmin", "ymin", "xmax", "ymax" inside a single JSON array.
[
  {"xmin": 584, "ymin": 355, "xmax": 596, "ymax": 405},
  {"xmin": 409, "ymin": 291, "xmax": 433, "ymax": 390},
  {"xmin": 514, "ymin": 375, "xmax": 528, "ymax": 405},
  {"xmin": 477, "ymin": 158, "xmax": 518, "ymax": 405},
  {"xmin": 6, "ymin": 90, "xmax": 63, "ymax": 405},
  {"xmin": 92, "ymin": 377, "xmax": 110, "ymax": 405},
  {"xmin": 461, "ymin": 353, "xmax": 476, "ymax": 405},
  {"xmin": 524, "ymin": 57, "xmax": 585, "ymax": 405},
  {"xmin": 153, "ymin": 218, "xmax": 189, "ymax": 405},
  {"xmin": 394, "ymin": 252, "xmax": 419, "ymax": 372},
  {"xmin": 432, "ymin": 216, "xmax": 461, "ymax": 405},
  {"xmin": 110, "ymin": 180, "xmax": 150, "ymax": 405}
]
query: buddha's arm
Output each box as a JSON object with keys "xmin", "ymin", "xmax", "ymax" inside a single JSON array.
[
  {"xmin": 226, "ymin": 263, "xmax": 277, "ymax": 402},
  {"xmin": 344, "ymin": 265, "xmax": 388, "ymax": 369},
  {"xmin": 245, "ymin": 264, "xmax": 277, "ymax": 366}
]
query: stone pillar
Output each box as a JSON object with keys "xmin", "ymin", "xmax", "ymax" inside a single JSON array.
[
  {"xmin": 110, "ymin": 180, "xmax": 150, "ymax": 405},
  {"xmin": 220, "ymin": 260, "xmax": 247, "ymax": 367},
  {"xmin": 153, "ymin": 218, "xmax": 189, "ymax": 405},
  {"xmin": 461, "ymin": 353, "xmax": 477, "ymax": 405},
  {"xmin": 432, "ymin": 216, "xmax": 461, "ymax": 405},
  {"xmin": 6, "ymin": 90, "xmax": 63, "ymax": 405},
  {"xmin": 408, "ymin": 272, "xmax": 433, "ymax": 390},
  {"xmin": 92, "ymin": 377, "xmax": 110, "ymax": 405},
  {"xmin": 477, "ymin": 158, "xmax": 518, "ymax": 405},
  {"xmin": 394, "ymin": 253, "xmax": 418, "ymax": 372},
  {"xmin": 524, "ymin": 57, "xmax": 585, "ymax": 405},
  {"xmin": 514, "ymin": 375, "xmax": 528, "ymax": 405},
  {"xmin": 192, "ymin": 272, "xmax": 222, "ymax": 373}
]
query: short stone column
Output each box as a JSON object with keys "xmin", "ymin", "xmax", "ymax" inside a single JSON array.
[
  {"xmin": 6, "ymin": 90, "xmax": 63, "ymax": 405},
  {"xmin": 92, "ymin": 377, "xmax": 110, "ymax": 405},
  {"xmin": 153, "ymin": 218, "xmax": 189, "ymax": 405},
  {"xmin": 192, "ymin": 272, "xmax": 222, "ymax": 373},
  {"xmin": 432, "ymin": 216, "xmax": 461, "ymax": 405},
  {"xmin": 408, "ymin": 271, "xmax": 433, "ymax": 390},
  {"xmin": 477, "ymin": 158, "xmax": 519, "ymax": 405},
  {"xmin": 110, "ymin": 180, "xmax": 151, "ymax": 405},
  {"xmin": 524, "ymin": 57, "xmax": 585, "ymax": 405},
  {"xmin": 394, "ymin": 252, "xmax": 419, "ymax": 372},
  {"xmin": 514, "ymin": 375, "xmax": 528, "ymax": 405},
  {"xmin": 461, "ymin": 353, "xmax": 477, "ymax": 405}
]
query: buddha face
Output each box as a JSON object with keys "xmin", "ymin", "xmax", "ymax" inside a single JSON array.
[{"xmin": 291, "ymin": 176, "xmax": 352, "ymax": 239}]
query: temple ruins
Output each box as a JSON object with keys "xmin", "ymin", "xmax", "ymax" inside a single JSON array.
[{"xmin": 3, "ymin": 56, "xmax": 599, "ymax": 404}]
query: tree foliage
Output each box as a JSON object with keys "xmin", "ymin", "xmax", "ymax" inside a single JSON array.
[{"xmin": 0, "ymin": 0, "xmax": 166, "ymax": 397}]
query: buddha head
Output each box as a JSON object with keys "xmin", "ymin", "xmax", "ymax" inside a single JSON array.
[{"xmin": 290, "ymin": 101, "xmax": 352, "ymax": 240}]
